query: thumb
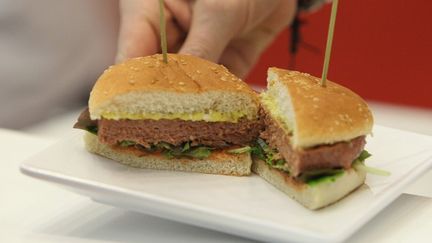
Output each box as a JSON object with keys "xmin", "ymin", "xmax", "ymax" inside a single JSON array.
[{"xmin": 179, "ymin": 1, "xmax": 243, "ymax": 62}]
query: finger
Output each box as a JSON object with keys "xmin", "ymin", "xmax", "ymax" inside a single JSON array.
[
  {"xmin": 220, "ymin": 0, "xmax": 297, "ymax": 78},
  {"xmin": 165, "ymin": 0, "xmax": 192, "ymax": 32},
  {"xmin": 179, "ymin": 0, "xmax": 282, "ymax": 63},
  {"xmin": 219, "ymin": 35, "xmax": 266, "ymax": 79},
  {"xmin": 116, "ymin": 0, "xmax": 184, "ymax": 63},
  {"xmin": 260, "ymin": 0, "xmax": 297, "ymax": 32},
  {"xmin": 116, "ymin": 0, "xmax": 159, "ymax": 63},
  {"xmin": 179, "ymin": 0, "xmax": 247, "ymax": 62},
  {"xmin": 236, "ymin": 0, "xmax": 280, "ymax": 34}
]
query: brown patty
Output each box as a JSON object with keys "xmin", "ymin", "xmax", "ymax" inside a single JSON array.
[
  {"xmin": 98, "ymin": 117, "xmax": 263, "ymax": 148},
  {"xmin": 260, "ymin": 109, "xmax": 366, "ymax": 177},
  {"xmin": 74, "ymin": 108, "xmax": 263, "ymax": 148}
]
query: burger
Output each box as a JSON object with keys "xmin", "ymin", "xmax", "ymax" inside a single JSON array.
[
  {"xmin": 251, "ymin": 68, "xmax": 375, "ymax": 209},
  {"xmin": 74, "ymin": 54, "xmax": 263, "ymax": 176}
]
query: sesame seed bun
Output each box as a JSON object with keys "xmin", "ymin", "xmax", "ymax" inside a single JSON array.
[
  {"xmin": 262, "ymin": 68, "xmax": 373, "ymax": 148},
  {"xmin": 88, "ymin": 54, "xmax": 259, "ymax": 122}
]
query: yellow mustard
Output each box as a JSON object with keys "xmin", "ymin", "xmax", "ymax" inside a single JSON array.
[{"xmin": 101, "ymin": 111, "xmax": 249, "ymax": 123}]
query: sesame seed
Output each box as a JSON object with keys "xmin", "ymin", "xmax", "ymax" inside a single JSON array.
[
  {"xmin": 179, "ymin": 82, "xmax": 185, "ymax": 86},
  {"xmin": 129, "ymin": 79, "xmax": 135, "ymax": 85},
  {"xmin": 196, "ymin": 70, "xmax": 201, "ymax": 74},
  {"xmin": 221, "ymin": 77, "xmax": 227, "ymax": 81},
  {"xmin": 313, "ymin": 97, "xmax": 319, "ymax": 102},
  {"xmin": 103, "ymin": 91, "xmax": 108, "ymax": 95}
]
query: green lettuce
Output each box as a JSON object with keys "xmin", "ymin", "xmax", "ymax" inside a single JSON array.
[
  {"xmin": 163, "ymin": 144, "xmax": 212, "ymax": 160},
  {"xmin": 86, "ymin": 125, "xmax": 98, "ymax": 135},
  {"xmin": 352, "ymin": 150, "xmax": 390, "ymax": 176},
  {"xmin": 119, "ymin": 140, "xmax": 136, "ymax": 147},
  {"xmin": 227, "ymin": 146, "xmax": 252, "ymax": 154},
  {"xmin": 252, "ymin": 138, "xmax": 290, "ymax": 173},
  {"xmin": 118, "ymin": 140, "xmax": 212, "ymax": 160},
  {"xmin": 302, "ymin": 169, "xmax": 345, "ymax": 186}
]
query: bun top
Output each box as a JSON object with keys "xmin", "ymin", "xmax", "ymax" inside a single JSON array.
[
  {"xmin": 88, "ymin": 54, "xmax": 259, "ymax": 122},
  {"xmin": 262, "ymin": 68, "xmax": 373, "ymax": 148}
]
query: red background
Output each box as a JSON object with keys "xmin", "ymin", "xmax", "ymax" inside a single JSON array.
[{"xmin": 246, "ymin": 0, "xmax": 432, "ymax": 108}]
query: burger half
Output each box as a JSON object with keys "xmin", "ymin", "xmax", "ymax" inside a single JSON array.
[
  {"xmin": 252, "ymin": 68, "xmax": 374, "ymax": 209},
  {"xmin": 74, "ymin": 54, "xmax": 263, "ymax": 176}
]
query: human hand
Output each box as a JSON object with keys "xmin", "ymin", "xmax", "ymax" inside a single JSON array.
[{"xmin": 116, "ymin": 0, "xmax": 297, "ymax": 78}]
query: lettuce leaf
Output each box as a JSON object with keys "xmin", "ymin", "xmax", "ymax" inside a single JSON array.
[
  {"xmin": 118, "ymin": 140, "xmax": 213, "ymax": 160},
  {"xmin": 86, "ymin": 125, "xmax": 98, "ymax": 135},
  {"xmin": 357, "ymin": 150, "xmax": 372, "ymax": 161},
  {"xmin": 352, "ymin": 151, "xmax": 390, "ymax": 176},
  {"xmin": 163, "ymin": 144, "xmax": 212, "ymax": 159},
  {"xmin": 184, "ymin": 147, "xmax": 212, "ymax": 159},
  {"xmin": 118, "ymin": 140, "xmax": 136, "ymax": 147},
  {"xmin": 181, "ymin": 142, "xmax": 190, "ymax": 152},
  {"xmin": 253, "ymin": 138, "xmax": 290, "ymax": 173},
  {"xmin": 227, "ymin": 146, "xmax": 252, "ymax": 154},
  {"xmin": 306, "ymin": 170, "xmax": 345, "ymax": 186}
]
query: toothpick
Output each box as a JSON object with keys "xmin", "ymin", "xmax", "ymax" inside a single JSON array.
[
  {"xmin": 321, "ymin": 0, "xmax": 339, "ymax": 87},
  {"xmin": 159, "ymin": 0, "xmax": 168, "ymax": 63}
]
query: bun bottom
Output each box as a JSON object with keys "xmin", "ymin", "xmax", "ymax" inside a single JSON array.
[
  {"xmin": 252, "ymin": 159, "xmax": 366, "ymax": 210},
  {"xmin": 84, "ymin": 132, "xmax": 252, "ymax": 176}
]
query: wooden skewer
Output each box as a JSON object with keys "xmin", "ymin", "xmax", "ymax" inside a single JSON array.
[
  {"xmin": 159, "ymin": 0, "xmax": 168, "ymax": 63},
  {"xmin": 321, "ymin": 0, "xmax": 339, "ymax": 87}
]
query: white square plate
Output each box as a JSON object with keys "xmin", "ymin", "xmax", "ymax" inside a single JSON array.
[{"xmin": 20, "ymin": 125, "xmax": 432, "ymax": 243}]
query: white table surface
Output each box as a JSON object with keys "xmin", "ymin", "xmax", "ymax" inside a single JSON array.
[{"xmin": 2, "ymin": 102, "xmax": 432, "ymax": 243}]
